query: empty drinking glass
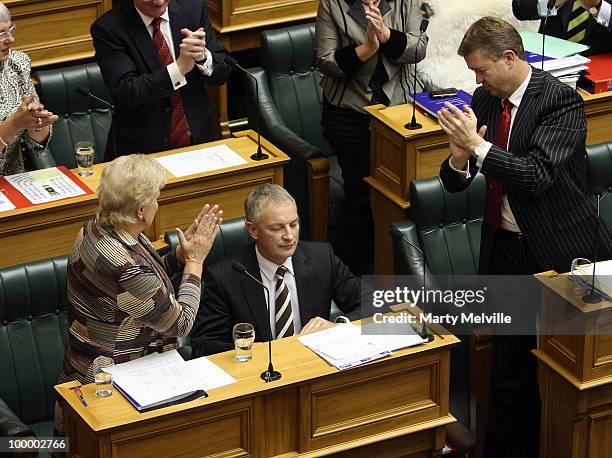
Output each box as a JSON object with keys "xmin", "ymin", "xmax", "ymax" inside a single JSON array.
[
  {"xmin": 92, "ymin": 356, "xmax": 114, "ymax": 397},
  {"xmin": 233, "ymin": 323, "xmax": 255, "ymax": 362}
]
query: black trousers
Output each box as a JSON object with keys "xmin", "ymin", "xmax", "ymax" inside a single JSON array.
[
  {"xmin": 321, "ymin": 100, "xmax": 374, "ymax": 274},
  {"xmin": 484, "ymin": 229, "xmax": 542, "ymax": 458}
]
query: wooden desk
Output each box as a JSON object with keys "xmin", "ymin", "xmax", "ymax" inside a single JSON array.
[
  {"xmin": 534, "ymin": 272, "xmax": 612, "ymax": 458},
  {"xmin": 0, "ymin": 131, "xmax": 288, "ymax": 268},
  {"xmin": 10, "ymin": 0, "xmax": 112, "ymax": 68},
  {"xmin": 365, "ymin": 90, "xmax": 612, "ymax": 274},
  {"xmin": 56, "ymin": 321, "xmax": 458, "ymax": 458}
]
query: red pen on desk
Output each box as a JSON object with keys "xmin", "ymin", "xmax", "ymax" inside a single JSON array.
[{"xmin": 70, "ymin": 386, "xmax": 89, "ymax": 408}]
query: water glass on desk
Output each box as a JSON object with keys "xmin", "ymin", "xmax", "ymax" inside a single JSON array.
[
  {"xmin": 569, "ymin": 257, "xmax": 591, "ymax": 296},
  {"xmin": 233, "ymin": 323, "xmax": 255, "ymax": 362},
  {"xmin": 92, "ymin": 356, "xmax": 114, "ymax": 397},
  {"xmin": 75, "ymin": 141, "xmax": 95, "ymax": 176}
]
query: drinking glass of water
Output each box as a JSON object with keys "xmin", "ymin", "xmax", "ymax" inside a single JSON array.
[
  {"xmin": 569, "ymin": 258, "xmax": 591, "ymax": 296},
  {"xmin": 233, "ymin": 323, "xmax": 255, "ymax": 362},
  {"xmin": 92, "ymin": 356, "xmax": 114, "ymax": 397},
  {"xmin": 75, "ymin": 141, "xmax": 95, "ymax": 176}
]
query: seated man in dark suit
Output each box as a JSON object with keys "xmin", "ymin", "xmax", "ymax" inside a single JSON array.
[
  {"xmin": 191, "ymin": 184, "xmax": 361, "ymax": 357},
  {"xmin": 91, "ymin": 0, "xmax": 232, "ymax": 159},
  {"xmin": 513, "ymin": 0, "xmax": 612, "ymax": 55}
]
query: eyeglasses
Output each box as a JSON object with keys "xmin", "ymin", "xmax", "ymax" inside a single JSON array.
[{"xmin": 0, "ymin": 24, "xmax": 16, "ymax": 41}]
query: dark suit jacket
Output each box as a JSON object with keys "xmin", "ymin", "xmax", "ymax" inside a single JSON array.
[
  {"xmin": 191, "ymin": 242, "xmax": 361, "ymax": 357},
  {"xmin": 513, "ymin": 0, "xmax": 612, "ymax": 55},
  {"xmin": 440, "ymin": 68, "xmax": 612, "ymax": 274},
  {"xmin": 91, "ymin": 0, "xmax": 231, "ymax": 158}
]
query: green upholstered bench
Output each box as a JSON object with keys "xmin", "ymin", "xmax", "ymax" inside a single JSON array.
[{"xmin": 0, "ymin": 256, "xmax": 69, "ymax": 439}]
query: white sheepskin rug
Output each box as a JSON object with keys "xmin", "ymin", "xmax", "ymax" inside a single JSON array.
[{"xmin": 419, "ymin": 0, "xmax": 540, "ymax": 92}]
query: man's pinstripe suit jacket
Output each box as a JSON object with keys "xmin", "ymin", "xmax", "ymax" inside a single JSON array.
[{"xmin": 440, "ymin": 68, "xmax": 612, "ymax": 274}]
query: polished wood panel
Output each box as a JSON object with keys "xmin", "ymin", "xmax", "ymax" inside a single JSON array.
[
  {"xmin": 56, "ymin": 319, "xmax": 459, "ymax": 457},
  {"xmin": 366, "ymin": 91, "xmax": 612, "ymax": 274},
  {"xmin": 8, "ymin": 0, "xmax": 112, "ymax": 68},
  {"xmin": 534, "ymin": 271, "xmax": 612, "ymax": 458},
  {"xmin": 0, "ymin": 131, "xmax": 288, "ymax": 267}
]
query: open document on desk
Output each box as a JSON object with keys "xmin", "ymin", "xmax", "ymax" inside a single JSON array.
[
  {"xmin": 298, "ymin": 323, "xmax": 427, "ymax": 370},
  {"xmin": 103, "ymin": 350, "xmax": 236, "ymax": 412},
  {"xmin": 156, "ymin": 144, "xmax": 247, "ymax": 177}
]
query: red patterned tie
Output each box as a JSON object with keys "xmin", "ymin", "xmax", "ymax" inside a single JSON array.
[
  {"xmin": 151, "ymin": 17, "xmax": 190, "ymax": 149},
  {"xmin": 485, "ymin": 99, "xmax": 512, "ymax": 232}
]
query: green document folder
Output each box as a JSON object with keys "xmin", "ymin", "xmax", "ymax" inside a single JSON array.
[{"xmin": 520, "ymin": 31, "xmax": 589, "ymax": 58}]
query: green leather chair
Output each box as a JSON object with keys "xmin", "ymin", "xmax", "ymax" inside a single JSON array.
[
  {"xmin": 586, "ymin": 141, "xmax": 612, "ymax": 230},
  {"xmin": 390, "ymin": 173, "xmax": 490, "ymax": 458},
  {"xmin": 0, "ymin": 256, "xmax": 69, "ymax": 439},
  {"xmin": 243, "ymin": 23, "xmax": 345, "ymax": 250},
  {"xmin": 32, "ymin": 62, "xmax": 111, "ymax": 169}
]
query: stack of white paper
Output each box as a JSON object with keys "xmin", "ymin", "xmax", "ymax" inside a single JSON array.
[
  {"xmin": 104, "ymin": 350, "xmax": 235, "ymax": 411},
  {"xmin": 298, "ymin": 323, "xmax": 427, "ymax": 370}
]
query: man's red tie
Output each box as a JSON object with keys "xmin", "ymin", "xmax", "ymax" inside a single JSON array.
[
  {"xmin": 151, "ymin": 17, "xmax": 190, "ymax": 149},
  {"xmin": 485, "ymin": 99, "xmax": 512, "ymax": 232}
]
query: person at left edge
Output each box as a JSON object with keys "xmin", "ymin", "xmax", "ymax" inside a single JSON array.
[{"xmin": 91, "ymin": 0, "xmax": 232, "ymax": 160}]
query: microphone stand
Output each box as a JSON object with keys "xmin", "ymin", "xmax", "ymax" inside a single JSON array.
[
  {"xmin": 232, "ymin": 263, "xmax": 282, "ymax": 382},
  {"xmin": 226, "ymin": 57, "xmax": 268, "ymax": 161},
  {"xmin": 405, "ymin": 19, "xmax": 429, "ymax": 130},
  {"xmin": 396, "ymin": 233, "xmax": 434, "ymax": 341},
  {"xmin": 76, "ymin": 87, "xmax": 117, "ymax": 160},
  {"xmin": 582, "ymin": 194, "xmax": 603, "ymax": 304},
  {"xmin": 541, "ymin": 0, "xmax": 556, "ymax": 71}
]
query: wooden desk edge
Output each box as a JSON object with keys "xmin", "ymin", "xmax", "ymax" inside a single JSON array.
[
  {"xmin": 212, "ymin": 13, "xmax": 317, "ymax": 34},
  {"xmin": 534, "ymin": 270, "xmax": 612, "ymax": 313},
  {"xmin": 532, "ymin": 348, "xmax": 612, "ymax": 391}
]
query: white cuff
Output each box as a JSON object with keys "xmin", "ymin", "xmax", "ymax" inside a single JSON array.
[
  {"xmin": 474, "ymin": 140, "xmax": 492, "ymax": 169},
  {"xmin": 196, "ymin": 48, "xmax": 214, "ymax": 76},
  {"xmin": 448, "ymin": 157, "xmax": 471, "ymax": 179},
  {"xmin": 597, "ymin": 1, "xmax": 611, "ymax": 27},
  {"xmin": 167, "ymin": 62, "xmax": 187, "ymax": 90}
]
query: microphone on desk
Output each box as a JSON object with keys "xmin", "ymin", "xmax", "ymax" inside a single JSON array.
[
  {"xmin": 582, "ymin": 192, "xmax": 607, "ymax": 304},
  {"xmin": 231, "ymin": 262, "xmax": 282, "ymax": 382},
  {"xmin": 391, "ymin": 231, "xmax": 434, "ymax": 341},
  {"xmin": 224, "ymin": 56, "xmax": 268, "ymax": 161},
  {"xmin": 76, "ymin": 86, "xmax": 117, "ymax": 160},
  {"xmin": 405, "ymin": 19, "xmax": 429, "ymax": 130}
]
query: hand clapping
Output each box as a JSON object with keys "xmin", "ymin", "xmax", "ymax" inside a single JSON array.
[
  {"xmin": 176, "ymin": 204, "xmax": 223, "ymax": 265},
  {"xmin": 364, "ymin": 0, "xmax": 390, "ymax": 44},
  {"xmin": 13, "ymin": 94, "xmax": 58, "ymax": 132},
  {"xmin": 176, "ymin": 27, "xmax": 207, "ymax": 75}
]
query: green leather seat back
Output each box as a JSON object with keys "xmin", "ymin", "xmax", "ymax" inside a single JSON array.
[
  {"xmin": 408, "ymin": 174, "xmax": 485, "ymax": 276},
  {"xmin": 33, "ymin": 63, "xmax": 110, "ymax": 168},
  {"xmin": 0, "ymin": 257, "xmax": 69, "ymax": 426},
  {"xmin": 260, "ymin": 23, "xmax": 326, "ymax": 151},
  {"xmin": 586, "ymin": 141, "xmax": 612, "ymax": 230}
]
